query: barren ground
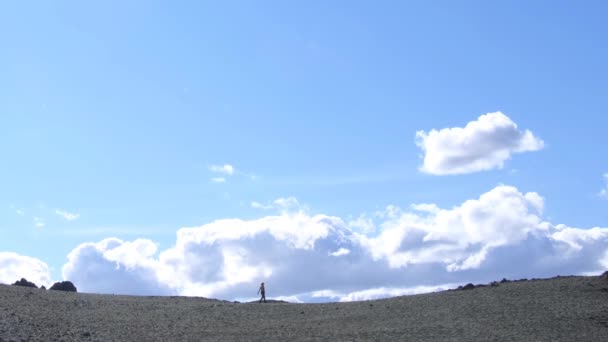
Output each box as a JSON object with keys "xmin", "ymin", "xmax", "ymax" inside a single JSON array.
[{"xmin": 1, "ymin": 275, "xmax": 608, "ymax": 341}]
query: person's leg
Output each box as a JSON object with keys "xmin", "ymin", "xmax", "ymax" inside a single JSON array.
[{"xmin": 262, "ymin": 292, "xmax": 266, "ymax": 303}]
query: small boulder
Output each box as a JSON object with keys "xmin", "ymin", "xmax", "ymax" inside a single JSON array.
[
  {"xmin": 49, "ymin": 281, "xmax": 77, "ymax": 292},
  {"xmin": 40, "ymin": 285, "xmax": 46, "ymax": 290},
  {"xmin": 12, "ymin": 278, "xmax": 38, "ymax": 288},
  {"xmin": 601, "ymin": 271, "xmax": 608, "ymax": 280},
  {"xmin": 500, "ymin": 278, "xmax": 509, "ymax": 283}
]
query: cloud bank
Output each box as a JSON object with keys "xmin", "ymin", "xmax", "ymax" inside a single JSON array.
[
  {"xmin": 416, "ymin": 112, "xmax": 544, "ymax": 175},
  {"xmin": 0, "ymin": 252, "xmax": 51, "ymax": 287},
  {"xmin": 57, "ymin": 186, "xmax": 608, "ymax": 302}
]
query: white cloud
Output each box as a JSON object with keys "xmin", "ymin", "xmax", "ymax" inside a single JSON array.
[
  {"xmin": 415, "ymin": 112, "xmax": 544, "ymax": 175},
  {"xmin": 53, "ymin": 185, "xmax": 608, "ymax": 302},
  {"xmin": 329, "ymin": 248, "xmax": 350, "ymax": 257},
  {"xmin": 0, "ymin": 252, "xmax": 51, "ymax": 287},
  {"xmin": 600, "ymin": 173, "xmax": 608, "ymax": 198},
  {"xmin": 15, "ymin": 209, "xmax": 25, "ymax": 216},
  {"xmin": 55, "ymin": 209, "xmax": 80, "ymax": 221},
  {"xmin": 209, "ymin": 164, "xmax": 234, "ymax": 175},
  {"xmin": 211, "ymin": 177, "xmax": 226, "ymax": 183}
]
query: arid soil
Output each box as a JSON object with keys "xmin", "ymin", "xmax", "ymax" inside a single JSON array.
[{"xmin": 1, "ymin": 275, "xmax": 608, "ymax": 341}]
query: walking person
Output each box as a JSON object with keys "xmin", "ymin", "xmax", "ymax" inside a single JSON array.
[{"xmin": 258, "ymin": 282, "xmax": 266, "ymax": 303}]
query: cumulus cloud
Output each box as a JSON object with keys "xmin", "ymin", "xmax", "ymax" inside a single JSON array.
[
  {"xmin": 62, "ymin": 238, "xmax": 173, "ymax": 295},
  {"xmin": 55, "ymin": 209, "xmax": 80, "ymax": 221},
  {"xmin": 415, "ymin": 112, "xmax": 544, "ymax": 175},
  {"xmin": 55, "ymin": 185, "xmax": 608, "ymax": 302},
  {"xmin": 600, "ymin": 173, "xmax": 608, "ymax": 198},
  {"xmin": 0, "ymin": 252, "xmax": 51, "ymax": 286}
]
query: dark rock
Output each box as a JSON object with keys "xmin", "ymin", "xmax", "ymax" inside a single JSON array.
[
  {"xmin": 475, "ymin": 284, "xmax": 487, "ymax": 288},
  {"xmin": 518, "ymin": 278, "xmax": 528, "ymax": 282},
  {"xmin": 49, "ymin": 281, "xmax": 77, "ymax": 292},
  {"xmin": 40, "ymin": 285, "xmax": 46, "ymax": 290},
  {"xmin": 12, "ymin": 278, "xmax": 37, "ymax": 288},
  {"xmin": 601, "ymin": 271, "xmax": 608, "ymax": 279},
  {"xmin": 462, "ymin": 283, "xmax": 476, "ymax": 290},
  {"xmin": 500, "ymin": 278, "xmax": 509, "ymax": 283},
  {"xmin": 490, "ymin": 281, "xmax": 499, "ymax": 287}
]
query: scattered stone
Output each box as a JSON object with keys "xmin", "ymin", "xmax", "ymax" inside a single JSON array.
[
  {"xmin": 49, "ymin": 281, "xmax": 77, "ymax": 292},
  {"xmin": 12, "ymin": 278, "xmax": 38, "ymax": 288}
]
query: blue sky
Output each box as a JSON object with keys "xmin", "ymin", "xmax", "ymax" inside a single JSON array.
[{"xmin": 1, "ymin": 1, "xmax": 607, "ymax": 301}]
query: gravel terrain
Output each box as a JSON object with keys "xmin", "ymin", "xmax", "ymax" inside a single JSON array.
[{"xmin": 1, "ymin": 275, "xmax": 608, "ymax": 341}]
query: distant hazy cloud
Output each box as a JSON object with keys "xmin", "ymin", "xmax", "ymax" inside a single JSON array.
[
  {"xmin": 416, "ymin": 112, "xmax": 544, "ymax": 175},
  {"xmin": 33, "ymin": 217, "xmax": 45, "ymax": 228},
  {"xmin": 251, "ymin": 197, "xmax": 301, "ymax": 212},
  {"xmin": 55, "ymin": 209, "xmax": 80, "ymax": 221},
  {"xmin": 600, "ymin": 173, "xmax": 608, "ymax": 198},
  {"xmin": 209, "ymin": 164, "xmax": 234, "ymax": 175},
  {"xmin": 208, "ymin": 164, "xmax": 235, "ymax": 183},
  {"xmin": 57, "ymin": 185, "xmax": 608, "ymax": 302},
  {"xmin": 251, "ymin": 201, "xmax": 271, "ymax": 210},
  {"xmin": 0, "ymin": 252, "xmax": 51, "ymax": 287}
]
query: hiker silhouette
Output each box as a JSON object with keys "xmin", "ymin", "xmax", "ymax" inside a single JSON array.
[{"xmin": 257, "ymin": 282, "xmax": 266, "ymax": 303}]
